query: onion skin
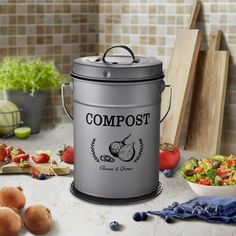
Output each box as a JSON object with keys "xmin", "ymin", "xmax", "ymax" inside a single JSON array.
[
  {"xmin": 0, "ymin": 186, "xmax": 26, "ymax": 209},
  {"xmin": 0, "ymin": 207, "xmax": 22, "ymax": 236},
  {"xmin": 24, "ymin": 205, "xmax": 52, "ymax": 235}
]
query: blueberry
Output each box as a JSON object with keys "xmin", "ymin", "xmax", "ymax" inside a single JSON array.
[
  {"xmin": 192, "ymin": 205, "xmax": 203, "ymax": 215},
  {"xmin": 141, "ymin": 212, "xmax": 148, "ymax": 221},
  {"xmin": 165, "ymin": 215, "xmax": 173, "ymax": 223},
  {"xmin": 213, "ymin": 206, "xmax": 219, "ymax": 215},
  {"xmin": 205, "ymin": 205, "xmax": 215, "ymax": 214},
  {"xmin": 200, "ymin": 201, "xmax": 208, "ymax": 208},
  {"xmin": 193, "ymin": 205, "xmax": 202, "ymax": 211},
  {"xmin": 198, "ymin": 209, "xmax": 209, "ymax": 217},
  {"xmin": 133, "ymin": 212, "xmax": 142, "ymax": 221},
  {"xmin": 192, "ymin": 208, "xmax": 198, "ymax": 215},
  {"xmin": 109, "ymin": 221, "xmax": 120, "ymax": 231},
  {"xmin": 163, "ymin": 169, "xmax": 173, "ymax": 177},
  {"xmin": 174, "ymin": 206, "xmax": 185, "ymax": 214},
  {"xmin": 192, "ymin": 201, "xmax": 201, "ymax": 209},
  {"xmin": 172, "ymin": 201, "xmax": 179, "ymax": 208},
  {"xmin": 205, "ymin": 205, "xmax": 218, "ymax": 216},
  {"xmin": 39, "ymin": 173, "xmax": 46, "ymax": 180}
]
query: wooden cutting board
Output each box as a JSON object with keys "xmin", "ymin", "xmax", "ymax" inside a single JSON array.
[
  {"xmin": 160, "ymin": 0, "xmax": 202, "ymax": 146},
  {"xmin": 185, "ymin": 30, "xmax": 229, "ymax": 156},
  {"xmin": 0, "ymin": 161, "xmax": 70, "ymax": 176}
]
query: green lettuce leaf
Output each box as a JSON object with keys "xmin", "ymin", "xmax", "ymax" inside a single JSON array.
[
  {"xmin": 186, "ymin": 173, "xmax": 201, "ymax": 183},
  {"xmin": 206, "ymin": 169, "xmax": 216, "ymax": 180},
  {"xmin": 211, "ymin": 155, "xmax": 225, "ymax": 163}
]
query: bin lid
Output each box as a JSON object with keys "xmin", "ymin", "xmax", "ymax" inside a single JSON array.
[{"xmin": 71, "ymin": 45, "xmax": 163, "ymax": 83}]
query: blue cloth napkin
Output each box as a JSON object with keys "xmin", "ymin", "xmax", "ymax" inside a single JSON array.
[{"xmin": 148, "ymin": 197, "xmax": 236, "ymax": 224}]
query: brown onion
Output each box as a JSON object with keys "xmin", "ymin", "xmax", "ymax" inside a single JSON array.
[
  {"xmin": 0, "ymin": 207, "xmax": 22, "ymax": 236},
  {"xmin": 24, "ymin": 205, "xmax": 52, "ymax": 235},
  {"xmin": 0, "ymin": 186, "xmax": 26, "ymax": 209}
]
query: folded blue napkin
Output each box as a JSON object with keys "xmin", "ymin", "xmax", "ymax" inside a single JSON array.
[{"xmin": 148, "ymin": 197, "xmax": 236, "ymax": 224}]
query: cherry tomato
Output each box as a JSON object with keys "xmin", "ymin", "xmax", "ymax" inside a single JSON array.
[
  {"xmin": 226, "ymin": 159, "xmax": 234, "ymax": 166},
  {"xmin": 216, "ymin": 168, "xmax": 229, "ymax": 175},
  {"xmin": 159, "ymin": 143, "xmax": 180, "ymax": 171},
  {"xmin": 194, "ymin": 167, "xmax": 204, "ymax": 173},
  {"xmin": 197, "ymin": 179, "xmax": 212, "ymax": 186}
]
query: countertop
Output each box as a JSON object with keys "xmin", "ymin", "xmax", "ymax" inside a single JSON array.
[{"xmin": 1, "ymin": 123, "xmax": 236, "ymax": 236}]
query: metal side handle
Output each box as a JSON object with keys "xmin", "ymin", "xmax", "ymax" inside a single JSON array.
[
  {"xmin": 160, "ymin": 85, "xmax": 173, "ymax": 123},
  {"xmin": 61, "ymin": 83, "xmax": 73, "ymax": 121}
]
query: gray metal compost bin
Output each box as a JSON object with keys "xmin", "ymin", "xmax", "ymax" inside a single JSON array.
[{"xmin": 62, "ymin": 45, "xmax": 172, "ymax": 204}]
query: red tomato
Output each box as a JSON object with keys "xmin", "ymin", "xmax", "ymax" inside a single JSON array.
[
  {"xmin": 159, "ymin": 143, "xmax": 180, "ymax": 170},
  {"xmin": 194, "ymin": 167, "xmax": 204, "ymax": 173},
  {"xmin": 197, "ymin": 179, "xmax": 212, "ymax": 186},
  {"xmin": 216, "ymin": 168, "xmax": 229, "ymax": 175},
  {"xmin": 32, "ymin": 153, "xmax": 50, "ymax": 164},
  {"xmin": 12, "ymin": 154, "xmax": 29, "ymax": 163}
]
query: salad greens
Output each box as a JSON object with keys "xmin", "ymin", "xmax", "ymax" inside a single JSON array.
[
  {"xmin": 0, "ymin": 58, "xmax": 65, "ymax": 95},
  {"xmin": 180, "ymin": 155, "xmax": 236, "ymax": 186}
]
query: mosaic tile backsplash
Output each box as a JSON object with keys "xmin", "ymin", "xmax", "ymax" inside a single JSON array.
[
  {"xmin": 0, "ymin": 0, "xmax": 236, "ymax": 153},
  {"xmin": 98, "ymin": 0, "xmax": 236, "ymax": 154},
  {"xmin": 0, "ymin": 0, "xmax": 98, "ymax": 124}
]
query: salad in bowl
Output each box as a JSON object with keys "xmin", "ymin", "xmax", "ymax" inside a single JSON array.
[{"xmin": 180, "ymin": 155, "xmax": 236, "ymax": 197}]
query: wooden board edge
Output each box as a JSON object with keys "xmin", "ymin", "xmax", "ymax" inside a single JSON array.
[
  {"xmin": 173, "ymin": 30, "xmax": 202, "ymax": 146},
  {"xmin": 216, "ymin": 51, "xmax": 230, "ymax": 153},
  {"xmin": 188, "ymin": 0, "xmax": 201, "ymax": 30},
  {"xmin": 185, "ymin": 51, "xmax": 230, "ymax": 156},
  {"xmin": 1, "ymin": 166, "xmax": 30, "ymax": 174},
  {"xmin": 34, "ymin": 165, "xmax": 70, "ymax": 176},
  {"xmin": 184, "ymin": 50, "xmax": 204, "ymax": 153},
  {"xmin": 209, "ymin": 30, "xmax": 221, "ymax": 51},
  {"xmin": 0, "ymin": 162, "xmax": 71, "ymax": 176}
]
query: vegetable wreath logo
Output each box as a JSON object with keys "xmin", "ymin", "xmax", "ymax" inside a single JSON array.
[{"xmin": 90, "ymin": 134, "xmax": 144, "ymax": 163}]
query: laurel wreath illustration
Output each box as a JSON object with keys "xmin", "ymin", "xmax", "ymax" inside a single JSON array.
[
  {"xmin": 133, "ymin": 138, "xmax": 144, "ymax": 163},
  {"xmin": 90, "ymin": 138, "xmax": 100, "ymax": 163}
]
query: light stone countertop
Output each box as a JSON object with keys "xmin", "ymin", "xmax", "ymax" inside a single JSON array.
[{"xmin": 1, "ymin": 123, "xmax": 236, "ymax": 236}]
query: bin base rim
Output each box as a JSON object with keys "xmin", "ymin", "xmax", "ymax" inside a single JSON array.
[{"xmin": 70, "ymin": 181, "xmax": 163, "ymax": 205}]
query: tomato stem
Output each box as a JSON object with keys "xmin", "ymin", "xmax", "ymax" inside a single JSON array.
[{"xmin": 160, "ymin": 143, "xmax": 174, "ymax": 151}]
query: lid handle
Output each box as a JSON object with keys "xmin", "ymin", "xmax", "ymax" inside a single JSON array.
[{"xmin": 101, "ymin": 45, "xmax": 140, "ymax": 63}]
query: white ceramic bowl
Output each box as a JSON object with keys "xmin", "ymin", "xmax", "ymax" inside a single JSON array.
[{"xmin": 187, "ymin": 181, "xmax": 236, "ymax": 197}]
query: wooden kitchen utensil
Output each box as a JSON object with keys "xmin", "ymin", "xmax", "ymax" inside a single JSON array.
[
  {"xmin": 160, "ymin": 0, "xmax": 202, "ymax": 145},
  {"xmin": 185, "ymin": 30, "xmax": 229, "ymax": 156},
  {"xmin": 0, "ymin": 160, "xmax": 70, "ymax": 176}
]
